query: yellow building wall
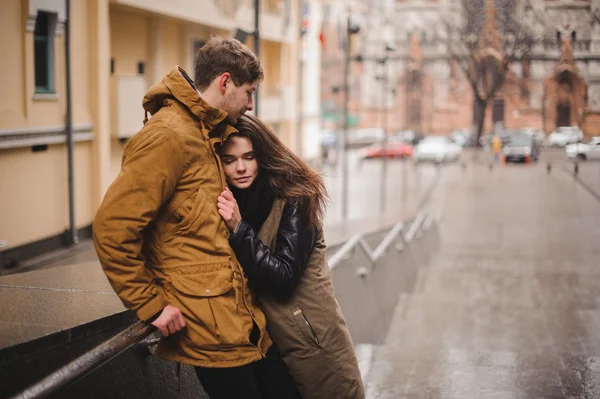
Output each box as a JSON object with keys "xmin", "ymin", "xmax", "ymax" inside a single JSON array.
[
  {"xmin": 0, "ymin": 1, "xmax": 95, "ymax": 248},
  {"xmin": 110, "ymin": 7, "xmax": 149, "ymax": 78},
  {"xmin": 262, "ymin": 40, "xmax": 282, "ymax": 95},
  {"xmin": 0, "ymin": 0, "xmax": 72, "ymax": 129},
  {"xmin": 0, "ymin": 0, "xmax": 25, "ymax": 129},
  {"xmin": 0, "ymin": 143, "xmax": 93, "ymax": 247},
  {"xmin": 157, "ymin": 18, "xmax": 184, "ymax": 78},
  {"xmin": 0, "ymin": 0, "xmax": 92, "ymax": 132},
  {"xmin": 72, "ymin": 1, "xmax": 93, "ymax": 125},
  {"xmin": 108, "ymin": 7, "xmax": 150, "ymax": 183}
]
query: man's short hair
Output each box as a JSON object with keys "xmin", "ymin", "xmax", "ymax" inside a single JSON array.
[{"xmin": 195, "ymin": 36, "xmax": 263, "ymax": 91}]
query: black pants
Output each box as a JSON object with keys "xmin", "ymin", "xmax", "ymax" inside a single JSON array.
[{"xmin": 195, "ymin": 345, "xmax": 301, "ymax": 399}]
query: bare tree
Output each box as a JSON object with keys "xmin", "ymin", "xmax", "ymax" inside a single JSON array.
[{"xmin": 443, "ymin": 0, "xmax": 544, "ymax": 146}]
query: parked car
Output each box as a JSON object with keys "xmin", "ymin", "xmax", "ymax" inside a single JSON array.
[
  {"xmin": 548, "ymin": 126, "xmax": 583, "ymax": 147},
  {"xmin": 359, "ymin": 136, "xmax": 414, "ymax": 159},
  {"xmin": 502, "ymin": 134, "xmax": 540, "ymax": 163},
  {"xmin": 521, "ymin": 127, "xmax": 546, "ymax": 145},
  {"xmin": 565, "ymin": 137, "xmax": 600, "ymax": 160},
  {"xmin": 346, "ymin": 128, "xmax": 384, "ymax": 148},
  {"xmin": 396, "ymin": 129, "xmax": 424, "ymax": 146},
  {"xmin": 414, "ymin": 136, "xmax": 462, "ymax": 163},
  {"xmin": 450, "ymin": 129, "xmax": 472, "ymax": 147}
]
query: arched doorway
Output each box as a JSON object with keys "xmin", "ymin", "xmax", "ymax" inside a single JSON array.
[
  {"xmin": 556, "ymin": 73, "xmax": 573, "ymax": 127},
  {"xmin": 543, "ymin": 39, "xmax": 587, "ymax": 133},
  {"xmin": 556, "ymin": 103, "xmax": 571, "ymax": 127}
]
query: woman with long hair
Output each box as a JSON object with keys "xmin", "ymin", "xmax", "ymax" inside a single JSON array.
[{"xmin": 216, "ymin": 114, "xmax": 365, "ymax": 399}]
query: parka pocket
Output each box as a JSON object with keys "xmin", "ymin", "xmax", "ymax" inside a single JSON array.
[
  {"xmin": 170, "ymin": 267, "xmax": 234, "ymax": 338},
  {"xmin": 171, "ymin": 267, "xmax": 233, "ymax": 297},
  {"xmin": 156, "ymin": 187, "xmax": 210, "ymax": 245},
  {"xmin": 293, "ymin": 308, "xmax": 322, "ymax": 348},
  {"xmin": 171, "ymin": 189, "xmax": 209, "ymax": 237}
]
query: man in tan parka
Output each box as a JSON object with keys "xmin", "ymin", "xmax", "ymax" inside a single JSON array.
[{"xmin": 93, "ymin": 37, "xmax": 300, "ymax": 399}]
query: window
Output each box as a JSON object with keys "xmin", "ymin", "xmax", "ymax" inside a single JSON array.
[
  {"xmin": 571, "ymin": 31, "xmax": 576, "ymax": 41},
  {"xmin": 556, "ymin": 30, "xmax": 561, "ymax": 42},
  {"xmin": 34, "ymin": 11, "xmax": 56, "ymax": 93}
]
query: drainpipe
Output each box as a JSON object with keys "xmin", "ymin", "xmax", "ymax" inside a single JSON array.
[
  {"xmin": 254, "ymin": 0, "xmax": 260, "ymax": 116},
  {"xmin": 65, "ymin": 0, "xmax": 78, "ymax": 245}
]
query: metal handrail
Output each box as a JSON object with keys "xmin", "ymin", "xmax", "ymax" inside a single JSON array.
[
  {"xmin": 403, "ymin": 212, "xmax": 427, "ymax": 242},
  {"xmin": 11, "ymin": 320, "xmax": 155, "ymax": 399},
  {"xmin": 328, "ymin": 211, "xmax": 433, "ymax": 272}
]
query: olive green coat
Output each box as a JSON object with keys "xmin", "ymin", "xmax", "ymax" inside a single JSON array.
[{"xmin": 257, "ymin": 199, "xmax": 365, "ymax": 399}]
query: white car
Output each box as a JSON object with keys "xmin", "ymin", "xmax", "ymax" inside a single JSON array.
[
  {"xmin": 566, "ymin": 137, "xmax": 600, "ymax": 160},
  {"xmin": 548, "ymin": 126, "xmax": 583, "ymax": 147},
  {"xmin": 414, "ymin": 136, "xmax": 462, "ymax": 163}
]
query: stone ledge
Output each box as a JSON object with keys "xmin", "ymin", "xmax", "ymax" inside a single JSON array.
[{"xmin": 0, "ymin": 123, "xmax": 94, "ymax": 150}]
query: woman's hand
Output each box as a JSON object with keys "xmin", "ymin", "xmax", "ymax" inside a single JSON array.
[{"xmin": 217, "ymin": 188, "xmax": 241, "ymax": 233}]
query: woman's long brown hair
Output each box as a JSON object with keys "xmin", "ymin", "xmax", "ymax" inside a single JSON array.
[{"xmin": 232, "ymin": 114, "xmax": 329, "ymax": 228}]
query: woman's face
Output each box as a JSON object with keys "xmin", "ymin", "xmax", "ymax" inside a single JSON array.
[{"xmin": 220, "ymin": 135, "xmax": 259, "ymax": 189}]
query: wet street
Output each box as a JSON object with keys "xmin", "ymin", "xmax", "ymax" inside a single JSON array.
[{"xmin": 363, "ymin": 149, "xmax": 600, "ymax": 398}]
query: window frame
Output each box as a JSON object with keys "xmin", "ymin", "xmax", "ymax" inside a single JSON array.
[{"xmin": 33, "ymin": 11, "xmax": 57, "ymax": 94}]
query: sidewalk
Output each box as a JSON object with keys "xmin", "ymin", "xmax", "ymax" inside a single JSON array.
[{"xmin": 364, "ymin": 156, "xmax": 600, "ymax": 398}]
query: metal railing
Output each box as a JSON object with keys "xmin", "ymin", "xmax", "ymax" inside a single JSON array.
[
  {"xmin": 328, "ymin": 211, "xmax": 434, "ymax": 276},
  {"xmin": 11, "ymin": 321, "xmax": 155, "ymax": 399}
]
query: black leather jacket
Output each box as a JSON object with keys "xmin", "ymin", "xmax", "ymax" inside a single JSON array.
[{"xmin": 229, "ymin": 202, "xmax": 317, "ymax": 300}]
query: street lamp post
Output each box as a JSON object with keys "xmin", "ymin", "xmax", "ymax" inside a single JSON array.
[
  {"xmin": 377, "ymin": 44, "xmax": 394, "ymax": 215},
  {"xmin": 341, "ymin": 16, "xmax": 360, "ymax": 221},
  {"xmin": 253, "ymin": 0, "xmax": 260, "ymax": 116}
]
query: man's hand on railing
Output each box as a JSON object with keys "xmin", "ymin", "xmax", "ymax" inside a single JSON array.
[{"xmin": 151, "ymin": 305, "xmax": 186, "ymax": 336}]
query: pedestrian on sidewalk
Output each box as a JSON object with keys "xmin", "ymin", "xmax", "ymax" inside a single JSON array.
[
  {"xmin": 492, "ymin": 134, "xmax": 503, "ymax": 163},
  {"xmin": 93, "ymin": 37, "xmax": 300, "ymax": 399},
  {"xmin": 216, "ymin": 114, "xmax": 365, "ymax": 399}
]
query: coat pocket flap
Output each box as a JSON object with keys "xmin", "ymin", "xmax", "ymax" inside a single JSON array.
[{"xmin": 171, "ymin": 268, "xmax": 233, "ymax": 297}]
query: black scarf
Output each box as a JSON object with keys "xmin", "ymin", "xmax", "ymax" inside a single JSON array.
[{"xmin": 230, "ymin": 173, "xmax": 275, "ymax": 232}]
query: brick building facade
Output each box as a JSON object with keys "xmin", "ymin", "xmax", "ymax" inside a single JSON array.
[{"xmin": 357, "ymin": 0, "xmax": 600, "ymax": 137}]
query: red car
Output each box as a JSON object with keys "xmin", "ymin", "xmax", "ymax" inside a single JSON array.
[{"xmin": 359, "ymin": 138, "xmax": 414, "ymax": 159}]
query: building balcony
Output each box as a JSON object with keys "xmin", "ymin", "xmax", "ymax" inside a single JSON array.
[{"xmin": 111, "ymin": 0, "xmax": 294, "ymax": 44}]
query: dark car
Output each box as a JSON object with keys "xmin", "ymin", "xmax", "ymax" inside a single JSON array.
[{"xmin": 502, "ymin": 134, "xmax": 540, "ymax": 163}]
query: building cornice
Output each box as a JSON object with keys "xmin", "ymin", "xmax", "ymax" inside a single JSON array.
[{"xmin": 0, "ymin": 123, "xmax": 94, "ymax": 150}]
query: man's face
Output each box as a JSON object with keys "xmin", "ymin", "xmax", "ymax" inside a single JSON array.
[{"xmin": 221, "ymin": 81, "xmax": 257, "ymax": 124}]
